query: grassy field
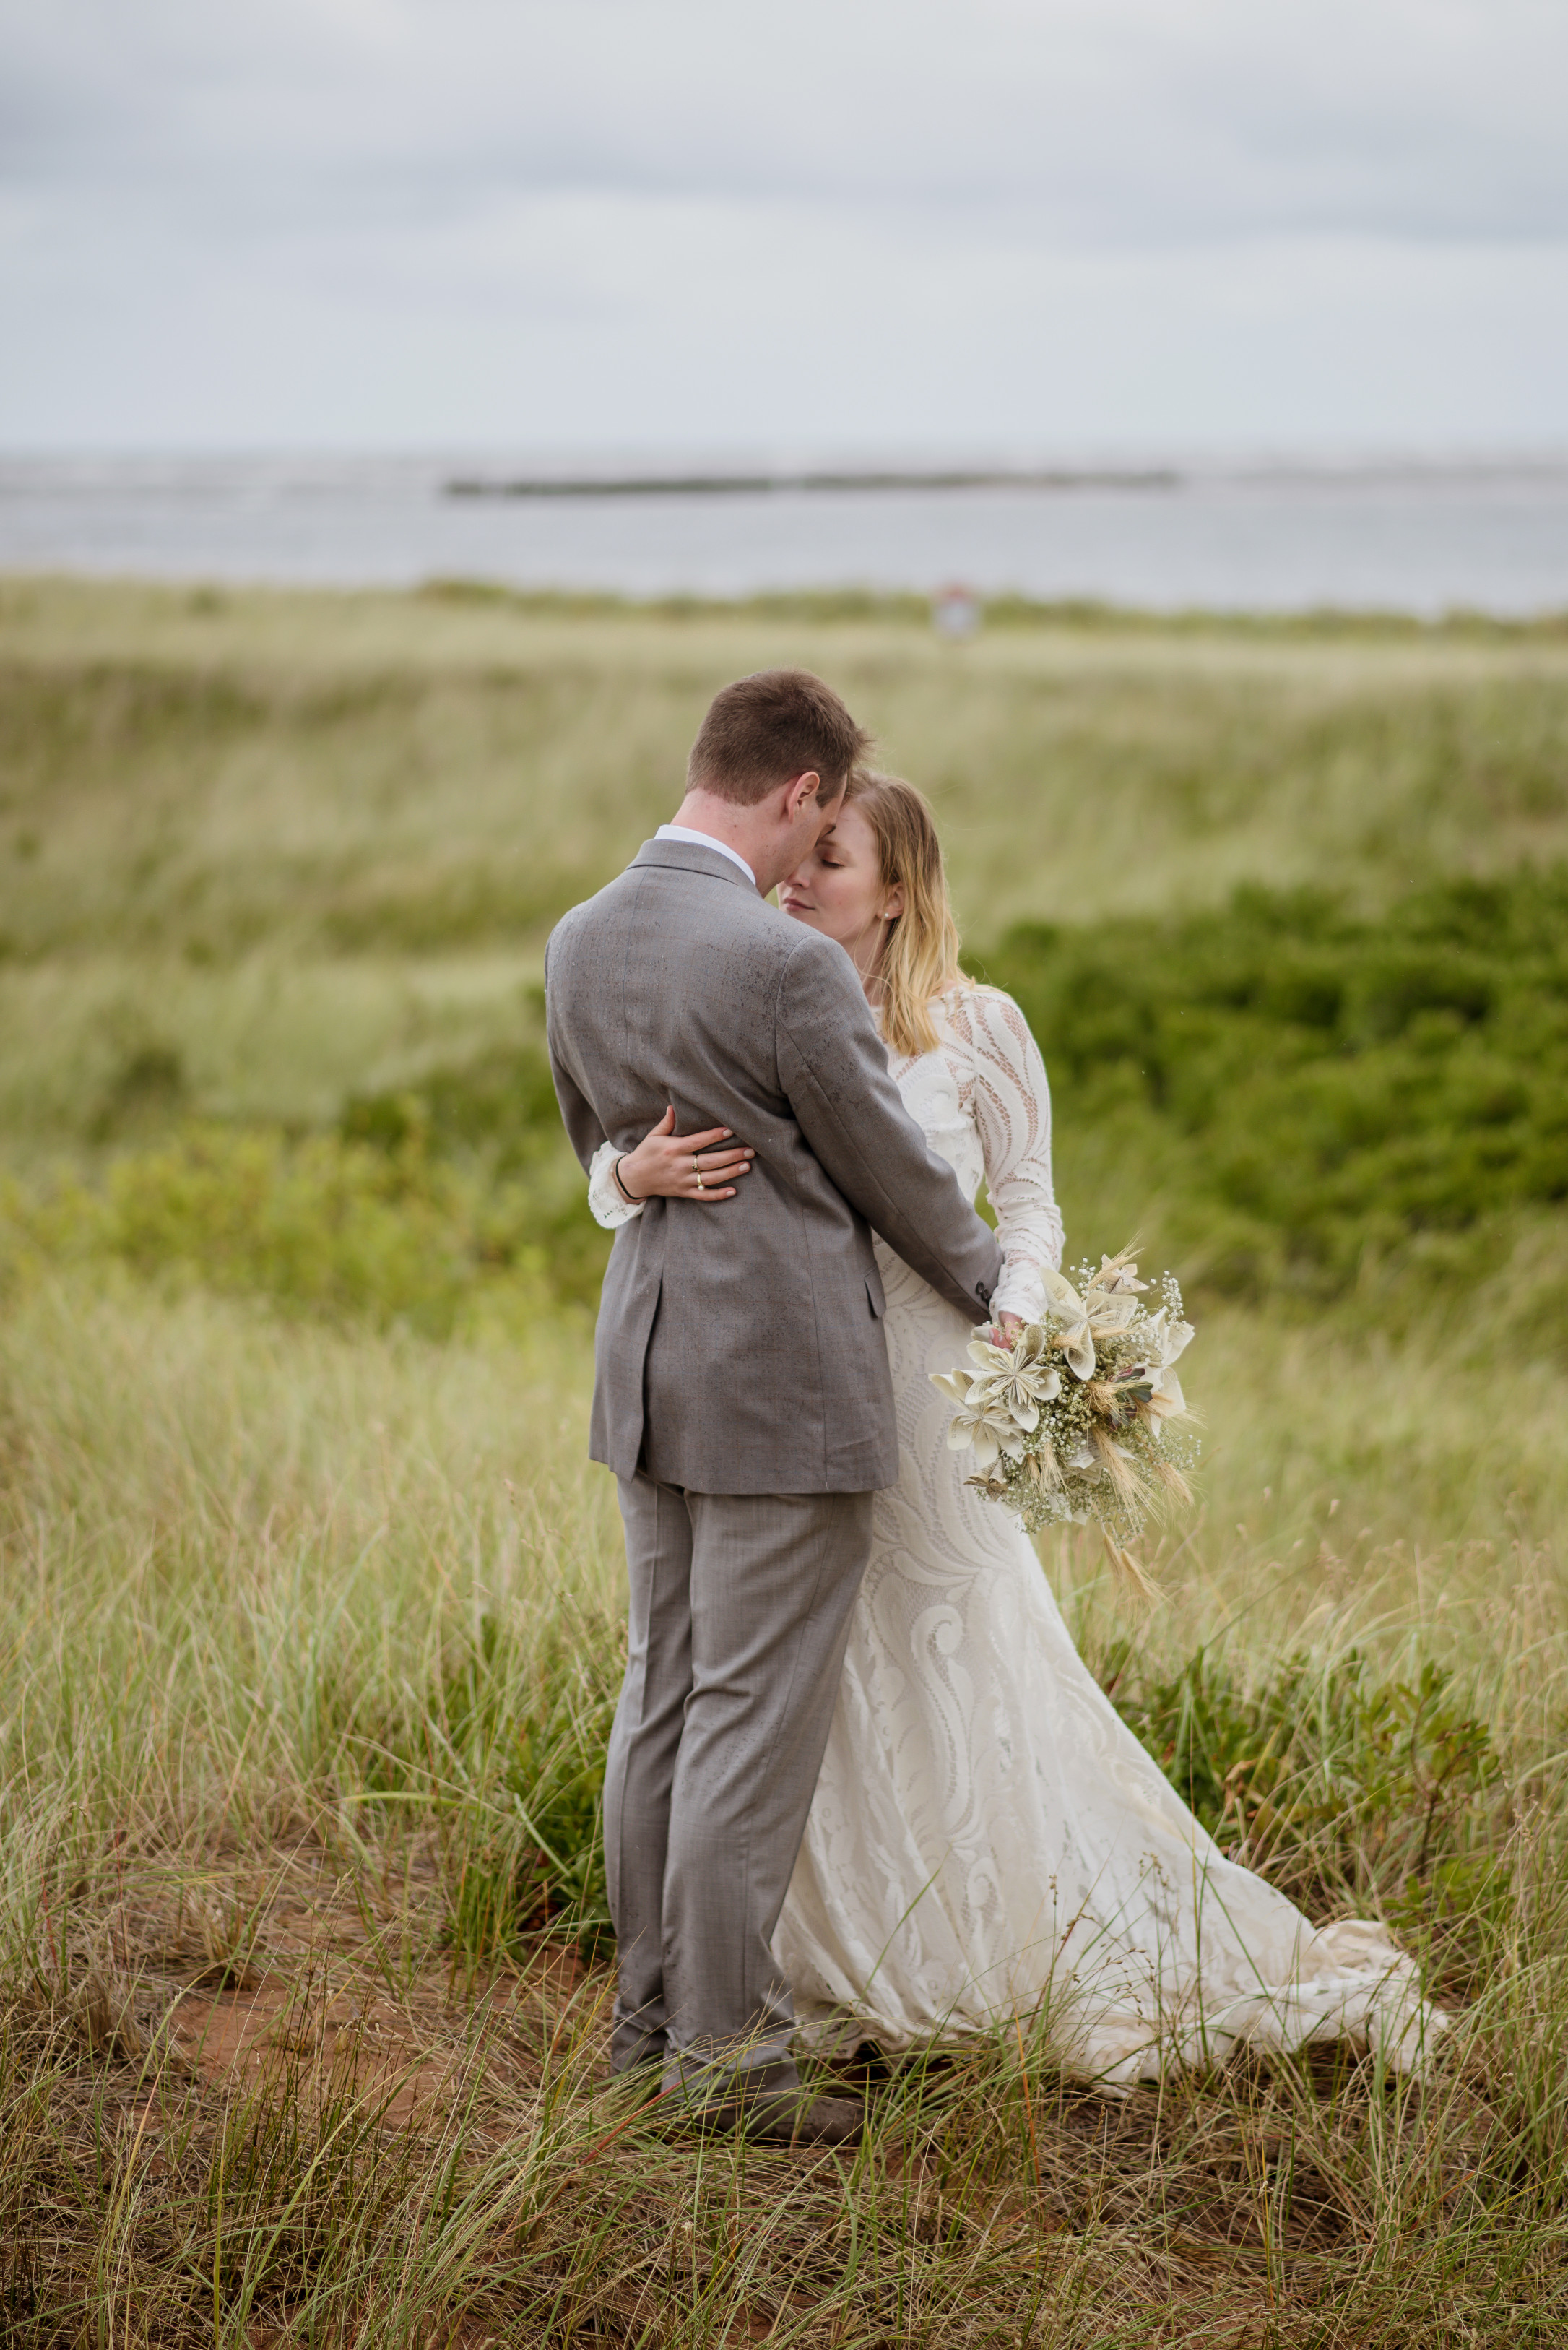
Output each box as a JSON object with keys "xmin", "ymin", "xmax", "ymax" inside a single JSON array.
[{"xmin": 3, "ymin": 574, "xmax": 1568, "ymax": 2343}]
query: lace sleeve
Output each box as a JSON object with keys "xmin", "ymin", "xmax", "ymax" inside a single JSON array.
[
  {"xmin": 587, "ymin": 1140, "xmax": 644, "ymax": 1230},
  {"xmin": 953, "ymin": 987, "xmax": 1064, "ymax": 1321}
]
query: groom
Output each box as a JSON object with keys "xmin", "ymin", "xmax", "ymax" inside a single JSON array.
[{"xmin": 545, "ymin": 669, "xmax": 1003, "ymax": 2143}]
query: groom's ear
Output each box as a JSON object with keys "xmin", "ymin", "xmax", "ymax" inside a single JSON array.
[{"xmin": 784, "ymin": 769, "xmax": 824, "ymax": 821}]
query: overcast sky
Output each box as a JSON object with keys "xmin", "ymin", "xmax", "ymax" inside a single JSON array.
[{"xmin": 2, "ymin": 0, "xmax": 1565, "ymax": 453}]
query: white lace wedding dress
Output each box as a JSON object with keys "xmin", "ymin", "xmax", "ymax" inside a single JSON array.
[{"xmin": 588, "ymin": 985, "xmax": 1439, "ymax": 2090}]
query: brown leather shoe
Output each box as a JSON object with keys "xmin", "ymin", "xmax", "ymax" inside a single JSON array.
[{"xmin": 695, "ymin": 2088, "xmax": 864, "ymax": 2148}]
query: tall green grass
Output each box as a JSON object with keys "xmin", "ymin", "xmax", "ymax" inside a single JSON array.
[{"xmin": 3, "ymin": 1276, "xmax": 1567, "ymax": 2341}]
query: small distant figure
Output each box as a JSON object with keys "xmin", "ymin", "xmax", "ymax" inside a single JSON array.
[{"xmin": 932, "ymin": 582, "xmax": 981, "ymax": 639}]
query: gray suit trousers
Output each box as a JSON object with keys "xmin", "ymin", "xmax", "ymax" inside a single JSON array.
[{"xmin": 605, "ymin": 1474, "xmax": 874, "ymax": 2093}]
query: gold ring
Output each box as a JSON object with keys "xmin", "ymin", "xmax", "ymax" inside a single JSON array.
[{"xmin": 695, "ymin": 1170, "xmax": 705, "ymax": 1191}]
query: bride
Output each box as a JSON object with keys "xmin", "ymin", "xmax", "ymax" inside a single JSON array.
[{"xmin": 586, "ymin": 771, "xmax": 1440, "ymax": 2091}]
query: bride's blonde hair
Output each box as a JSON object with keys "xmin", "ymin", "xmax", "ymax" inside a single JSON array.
[{"xmin": 845, "ymin": 769, "xmax": 971, "ymax": 1058}]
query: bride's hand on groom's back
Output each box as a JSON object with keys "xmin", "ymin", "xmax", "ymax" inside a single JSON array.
[{"xmin": 614, "ymin": 1105, "xmax": 755, "ymax": 1204}]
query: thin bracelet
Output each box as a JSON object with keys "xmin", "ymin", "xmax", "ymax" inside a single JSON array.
[{"xmin": 611, "ymin": 1155, "xmax": 639, "ymax": 1206}]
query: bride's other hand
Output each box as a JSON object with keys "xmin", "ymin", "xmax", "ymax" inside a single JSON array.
[
  {"xmin": 992, "ymin": 1313, "xmax": 1024, "ymax": 1344},
  {"xmin": 615, "ymin": 1105, "xmax": 755, "ymax": 1203}
]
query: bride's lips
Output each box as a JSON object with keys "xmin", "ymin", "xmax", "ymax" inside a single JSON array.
[{"xmin": 779, "ymin": 890, "xmax": 813, "ymax": 915}]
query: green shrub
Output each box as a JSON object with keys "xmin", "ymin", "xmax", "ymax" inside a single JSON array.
[
  {"xmin": 340, "ymin": 1038, "xmax": 562, "ymax": 1172},
  {"xmin": 0, "ymin": 1126, "xmax": 560, "ymax": 1336},
  {"xmin": 340, "ymin": 1042, "xmax": 612, "ymax": 1307},
  {"xmin": 982, "ymin": 868, "xmax": 1568, "ymax": 1309}
]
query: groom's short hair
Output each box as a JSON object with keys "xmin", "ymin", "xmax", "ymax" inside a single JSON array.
[{"xmin": 688, "ymin": 670, "xmax": 871, "ymax": 804}]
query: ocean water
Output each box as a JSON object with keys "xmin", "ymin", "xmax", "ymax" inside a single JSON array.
[{"xmin": 2, "ymin": 452, "xmax": 1567, "ymax": 615}]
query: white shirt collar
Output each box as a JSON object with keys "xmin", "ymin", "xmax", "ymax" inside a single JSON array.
[{"xmin": 654, "ymin": 824, "xmax": 757, "ymax": 888}]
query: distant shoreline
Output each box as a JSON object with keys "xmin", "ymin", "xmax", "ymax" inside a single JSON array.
[
  {"xmin": 6, "ymin": 456, "xmax": 1567, "ymax": 618},
  {"xmin": 443, "ymin": 467, "xmax": 1183, "ymax": 500}
]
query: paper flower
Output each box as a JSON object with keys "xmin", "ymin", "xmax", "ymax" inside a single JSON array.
[
  {"xmin": 1146, "ymin": 1363, "xmax": 1187, "ymax": 1433},
  {"xmin": 1140, "ymin": 1306, "xmax": 1194, "ymax": 1369},
  {"xmin": 1039, "ymin": 1266, "xmax": 1098, "ymax": 1379},
  {"xmin": 1088, "ymin": 1253, "xmax": 1150, "ymax": 1296},
  {"xmin": 930, "ymin": 1370, "xmax": 1028, "ymax": 1469},
  {"xmin": 961, "ymin": 1326, "xmax": 1063, "ymax": 1430}
]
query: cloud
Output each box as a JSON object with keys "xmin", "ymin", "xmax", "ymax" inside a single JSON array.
[
  {"xmin": 7, "ymin": 0, "xmax": 1567, "ymax": 236},
  {"xmin": 1, "ymin": 0, "xmax": 1564, "ymax": 445}
]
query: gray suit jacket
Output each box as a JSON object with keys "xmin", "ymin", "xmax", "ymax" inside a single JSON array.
[{"xmin": 545, "ymin": 838, "xmax": 1005, "ymax": 1495}]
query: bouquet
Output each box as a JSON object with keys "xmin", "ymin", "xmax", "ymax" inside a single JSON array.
[{"xmin": 931, "ymin": 1250, "xmax": 1197, "ymax": 1593}]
